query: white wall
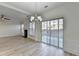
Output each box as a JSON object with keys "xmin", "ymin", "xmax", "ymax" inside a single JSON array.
[
  {"xmin": 0, "ymin": 21, "xmax": 21, "ymax": 37},
  {"xmin": 42, "ymin": 3, "xmax": 79, "ymax": 55}
]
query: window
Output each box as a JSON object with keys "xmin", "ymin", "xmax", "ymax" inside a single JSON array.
[
  {"xmin": 21, "ymin": 24, "xmax": 24, "ymax": 34},
  {"xmin": 29, "ymin": 22, "xmax": 35, "ymax": 36}
]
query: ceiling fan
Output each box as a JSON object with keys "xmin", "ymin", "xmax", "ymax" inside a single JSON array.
[{"xmin": 0, "ymin": 14, "xmax": 11, "ymax": 21}]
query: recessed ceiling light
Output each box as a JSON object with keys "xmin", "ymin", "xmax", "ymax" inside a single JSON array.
[{"xmin": 44, "ymin": 5, "xmax": 48, "ymax": 8}]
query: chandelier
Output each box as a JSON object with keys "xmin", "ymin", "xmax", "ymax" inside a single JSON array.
[
  {"xmin": 30, "ymin": 3, "xmax": 42, "ymax": 22},
  {"xmin": 30, "ymin": 14, "xmax": 42, "ymax": 22}
]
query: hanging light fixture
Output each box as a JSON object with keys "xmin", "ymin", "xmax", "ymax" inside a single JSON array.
[
  {"xmin": 30, "ymin": 16, "xmax": 42, "ymax": 22},
  {"xmin": 30, "ymin": 3, "xmax": 42, "ymax": 22},
  {"xmin": 30, "ymin": 16, "xmax": 35, "ymax": 21}
]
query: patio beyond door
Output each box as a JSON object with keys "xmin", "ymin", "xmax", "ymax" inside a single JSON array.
[{"xmin": 42, "ymin": 18, "xmax": 63, "ymax": 48}]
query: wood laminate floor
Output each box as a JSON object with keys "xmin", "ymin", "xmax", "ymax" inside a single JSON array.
[{"xmin": 0, "ymin": 36, "xmax": 73, "ymax": 56}]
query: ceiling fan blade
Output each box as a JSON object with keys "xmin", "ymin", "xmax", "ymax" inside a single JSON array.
[
  {"xmin": 0, "ymin": 14, "xmax": 11, "ymax": 21},
  {"xmin": 4, "ymin": 18, "xmax": 10, "ymax": 20},
  {"xmin": 6, "ymin": 18, "xmax": 10, "ymax": 20}
]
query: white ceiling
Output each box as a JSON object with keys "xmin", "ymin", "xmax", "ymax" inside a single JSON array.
[
  {"xmin": 2, "ymin": 2, "xmax": 63, "ymax": 15},
  {"xmin": 0, "ymin": 2, "xmax": 64, "ymax": 23}
]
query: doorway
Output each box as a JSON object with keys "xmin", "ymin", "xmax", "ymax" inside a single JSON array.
[{"xmin": 42, "ymin": 18, "xmax": 64, "ymax": 48}]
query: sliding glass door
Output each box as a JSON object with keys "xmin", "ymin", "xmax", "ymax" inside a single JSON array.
[
  {"xmin": 47, "ymin": 21, "xmax": 51, "ymax": 44},
  {"xmin": 42, "ymin": 21, "xmax": 48, "ymax": 44},
  {"xmin": 50, "ymin": 20, "xmax": 59, "ymax": 47},
  {"xmin": 42, "ymin": 21, "xmax": 51, "ymax": 44},
  {"xmin": 59, "ymin": 19, "xmax": 63, "ymax": 48},
  {"xmin": 42, "ymin": 18, "xmax": 64, "ymax": 48}
]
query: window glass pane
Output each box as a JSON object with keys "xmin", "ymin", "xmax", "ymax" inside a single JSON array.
[
  {"xmin": 29, "ymin": 22, "xmax": 35, "ymax": 36},
  {"xmin": 42, "ymin": 22, "xmax": 46, "ymax": 30},
  {"xmin": 59, "ymin": 19, "xmax": 63, "ymax": 48},
  {"xmin": 59, "ymin": 19, "xmax": 63, "ymax": 29},
  {"xmin": 53, "ymin": 20, "xmax": 58, "ymax": 29}
]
